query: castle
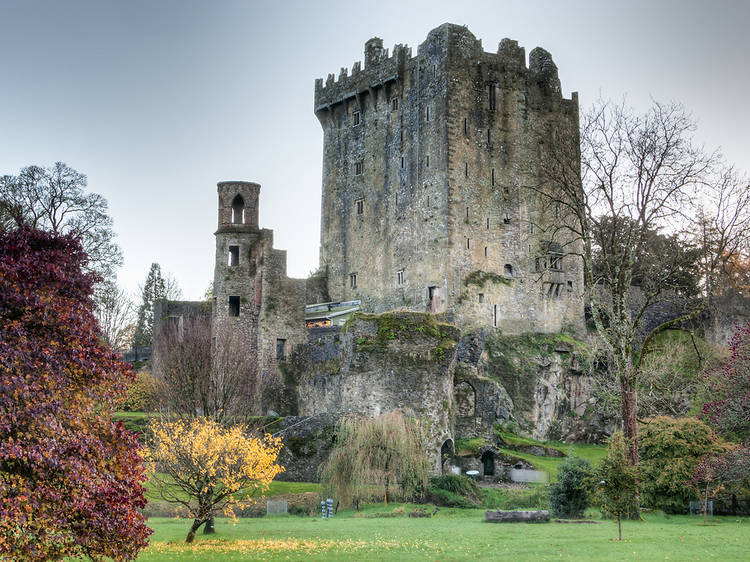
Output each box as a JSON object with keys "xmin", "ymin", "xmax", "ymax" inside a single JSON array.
[{"xmin": 164, "ymin": 25, "xmax": 594, "ymax": 478}]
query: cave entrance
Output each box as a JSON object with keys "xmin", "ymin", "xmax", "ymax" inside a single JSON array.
[{"xmin": 481, "ymin": 450, "xmax": 495, "ymax": 476}]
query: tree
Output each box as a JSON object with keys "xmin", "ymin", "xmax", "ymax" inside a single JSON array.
[
  {"xmin": 147, "ymin": 418, "xmax": 284, "ymax": 543},
  {"xmin": 133, "ymin": 262, "xmax": 182, "ymax": 348},
  {"xmin": 691, "ymin": 165, "xmax": 750, "ymax": 298},
  {"xmin": 693, "ymin": 444, "xmax": 750, "ymax": 519},
  {"xmin": 0, "ymin": 162, "xmax": 123, "ymax": 281},
  {"xmin": 593, "ymin": 432, "xmax": 640, "ymax": 540},
  {"xmin": 535, "ymin": 99, "xmax": 716, "ymax": 464},
  {"xmin": 153, "ymin": 314, "xmax": 263, "ymax": 420},
  {"xmin": 638, "ymin": 417, "xmax": 727, "ymax": 514},
  {"xmin": 0, "ymin": 227, "xmax": 150, "ymax": 560},
  {"xmin": 94, "ymin": 278, "xmax": 134, "ymax": 350},
  {"xmin": 549, "ymin": 456, "xmax": 594, "ymax": 519},
  {"xmin": 320, "ymin": 411, "xmax": 429, "ymax": 507},
  {"xmin": 702, "ymin": 320, "xmax": 750, "ymax": 442}
]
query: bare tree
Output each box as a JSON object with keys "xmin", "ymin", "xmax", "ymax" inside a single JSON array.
[
  {"xmin": 692, "ymin": 166, "xmax": 750, "ymax": 297},
  {"xmin": 94, "ymin": 279, "xmax": 134, "ymax": 350},
  {"xmin": 152, "ymin": 315, "xmax": 263, "ymax": 422},
  {"xmin": 0, "ymin": 162, "xmax": 123, "ymax": 281},
  {"xmin": 535, "ymin": 99, "xmax": 716, "ymax": 463}
]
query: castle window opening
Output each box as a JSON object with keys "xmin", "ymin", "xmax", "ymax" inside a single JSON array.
[
  {"xmin": 231, "ymin": 194, "xmax": 245, "ymax": 224},
  {"xmin": 478, "ymin": 293, "xmax": 484, "ymax": 303},
  {"xmin": 352, "ymin": 111, "xmax": 360, "ymax": 126},
  {"xmin": 529, "ymin": 223, "xmax": 534, "ymax": 234},
  {"xmin": 553, "ymin": 284, "xmax": 561, "ymax": 298},
  {"xmin": 484, "ymin": 246, "xmax": 488, "ymax": 257},
  {"xmin": 355, "ymin": 161, "xmax": 363, "ymax": 175},
  {"xmin": 466, "ymin": 207, "xmax": 469, "ymax": 219},
  {"xmin": 400, "ymin": 156, "xmax": 405, "ymax": 168},
  {"xmin": 463, "ymin": 117, "xmax": 468, "ymax": 136},
  {"xmin": 428, "ymin": 285, "xmax": 437, "ymax": 303},
  {"xmin": 504, "ymin": 264, "xmax": 514, "ymax": 277},
  {"xmin": 391, "ymin": 97, "xmax": 398, "ymax": 111},
  {"xmin": 486, "ymin": 218, "xmax": 490, "ymax": 229},
  {"xmin": 488, "ymin": 83, "xmax": 496, "ymax": 111},
  {"xmin": 487, "ymin": 129, "xmax": 491, "ymax": 144},
  {"xmin": 491, "ymin": 168, "xmax": 495, "ymax": 186},
  {"xmin": 228, "ymin": 296, "xmax": 240, "ymax": 317},
  {"xmin": 349, "ymin": 272, "xmax": 357, "ymax": 289},
  {"xmin": 356, "ymin": 198, "xmax": 364, "ymax": 215},
  {"xmin": 503, "ymin": 213, "xmax": 511, "ymax": 224},
  {"xmin": 465, "ymin": 162, "xmax": 468, "ymax": 177},
  {"xmin": 493, "ymin": 304, "xmax": 498, "ymax": 327},
  {"xmin": 426, "ymin": 106, "xmax": 430, "ymax": 122},
  {"xmin": 467, "ymin": 238, "xmax": 471, "ymax": 249},
  {"xmin": 228, "ymin": 245, "xmax": 239, "ymax": 266},
  {"xmin": 567, "ymin": 280, "xmax": 573, "ymax": 292},
  {"xmin": 400, "ymin": 128, "xmax": 403, "ymax": 142},
  {"xmin": 548, "ymin": 243, "xmax": 563, "ymax": 271},
  {"xmin": 426, "ymin": 155, "xmax": 430, "ymax": 167},
  {"xmin": 276, "ymin": 338, "xmax": 287, "ymax": 361},
  {"xmin": 397, "ymin": 269, "xmax": 404, "ymax": 285}
]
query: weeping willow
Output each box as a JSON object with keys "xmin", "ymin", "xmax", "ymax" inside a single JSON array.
[{"xmin": 320, "ymin": 411, "xmax": 429, "ymax": 506}]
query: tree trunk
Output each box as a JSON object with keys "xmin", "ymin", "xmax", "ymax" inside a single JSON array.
[
  {"xmin": 620, "ymin": 377, "xmax": 639, "ymax": 465},
  {"xmin": 617, "ymin": 514, "xmax": 622, "ymax": 541},
  {"xmin": 186, "ymin": 518, "xmax": 205, "ymax": 543},
  {"xmin": 203, "ymin": 517, "xmax": 215, "ymax": 534}
]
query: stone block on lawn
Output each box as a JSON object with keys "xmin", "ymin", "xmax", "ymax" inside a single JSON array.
[{"xmin": 484, "ymin": 510, "xmax": 550, "ymax": 523}]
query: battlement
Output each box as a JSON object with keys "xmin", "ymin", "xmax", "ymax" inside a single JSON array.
[
  {"xmin": 315, "ymin": 24, "xmax": 572, "ymax": 113},
  {"xmin": 314, "ymin": 41, "xmax": 412, "ymax": 111}
]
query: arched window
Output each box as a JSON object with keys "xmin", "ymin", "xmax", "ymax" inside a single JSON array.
[{"xmin": 231, "ymin": 194, "xmax": 245, "ymax": 224}]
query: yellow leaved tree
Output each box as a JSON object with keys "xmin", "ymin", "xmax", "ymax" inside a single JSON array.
[{"xmin": 147, "ymin": 418, "xmax": 284, "ymax": 542}]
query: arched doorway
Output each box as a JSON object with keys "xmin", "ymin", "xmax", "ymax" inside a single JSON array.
[
  {"xmin": 481, "ymin": 450, "xmax": 495, "ymax": 476},
  {"xmin": 440, "ymin": 439, "xmax": 454, "ymax": 459}
]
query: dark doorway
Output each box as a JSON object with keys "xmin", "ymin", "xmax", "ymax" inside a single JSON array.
[
  {"xmin": 481, "ymin": 450, "xmax": 495, "ymax": 476},
  {"xmin": 440, "ymin": 439, "xmax": 454, "ymax": 459}
]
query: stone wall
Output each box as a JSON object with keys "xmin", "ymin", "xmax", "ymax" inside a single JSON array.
[
  {"xmin": 289, "ymin": 312, "xmax": 460, "ymax": 474},
  {"xmin": 274, "ymin": 414, "xmax": 342, "ymax": 482}
]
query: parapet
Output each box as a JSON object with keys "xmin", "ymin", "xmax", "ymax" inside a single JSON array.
[{"xmin": 314, "ymin": 41, "xmax": 412, "ymax": 111}]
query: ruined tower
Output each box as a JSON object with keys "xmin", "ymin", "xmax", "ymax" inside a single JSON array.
[
  {"xmin": 314, "ymin": 24, "xmax": 584, "ymax": 333},
  {"xmin": 212, "ymin": 181, "xmax": 308, "ymax": 411}
]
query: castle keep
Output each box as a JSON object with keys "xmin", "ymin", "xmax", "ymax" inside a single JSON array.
[
  {"xmin": 315, "ymin": 24, "xmax": 583, "ymax": 333},
  {"xmin": 161, "ymin": 25, "xmax": 595, "ymax": 478}
]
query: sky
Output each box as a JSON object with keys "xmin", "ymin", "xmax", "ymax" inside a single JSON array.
[{"xmin": 1, "ymin": 0, "xmax": 748, "ymax": 300}]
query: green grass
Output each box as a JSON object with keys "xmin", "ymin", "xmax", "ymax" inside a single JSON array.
[{"xmin": 137, "ymin": 507, "xmax": 750, "ymax": 560}]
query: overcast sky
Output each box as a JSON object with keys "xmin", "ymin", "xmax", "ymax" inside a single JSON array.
[{"xmin": 2, "ymin": 0, "xmax": 748, "ymax": 300}]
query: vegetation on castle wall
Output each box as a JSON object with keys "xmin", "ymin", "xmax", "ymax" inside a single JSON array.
[
  {"xmin": 485, "ymin": 332, "xmax": 584, "ymax": 417},
  {"xmin": 350, "ymin": 311, "xmax": 459, "ymax": 356},
  {"xmin": 463, "ymin": 270, "xmax": 511, "ymax": 288}
]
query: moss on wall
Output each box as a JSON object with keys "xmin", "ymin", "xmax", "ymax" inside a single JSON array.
[
  {"xmin": 350, "ymin": 311, "xmax": 459, "ymax": 354},
  {"xmin": 485, "ymin": 332, "xmax": 584, "ymax": 415}
]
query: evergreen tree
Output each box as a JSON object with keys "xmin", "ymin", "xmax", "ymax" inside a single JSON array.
[{"xmin": 133, "ymin": 263, "xmax": 181, "ymax": 348}]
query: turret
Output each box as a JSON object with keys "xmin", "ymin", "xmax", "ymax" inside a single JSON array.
[{"xmin": 216, "ymin": 181, "xmax": 260, "ymax": 231}]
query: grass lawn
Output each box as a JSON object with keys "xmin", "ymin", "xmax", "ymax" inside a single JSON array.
[{"xmin": 138, "ymin": 506, "xmax": 750, "ymax": 561}]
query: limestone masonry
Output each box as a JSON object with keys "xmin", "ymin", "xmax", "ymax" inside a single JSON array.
[{"xmin": 161, "ymin": 25, "xmax": 597, "ymax": 479}]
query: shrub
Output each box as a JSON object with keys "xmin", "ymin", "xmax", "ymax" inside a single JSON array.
[
  {"xmin": 639, "ymin": 416, "xmax": 727, "ymax": 514},
  {"xmin": 119, "ymin": 371, "xmax": 159, "ymax": 411},
  {"xmin": 428, "ymin": 474, "xmax": 481, "ymax": 507},
  {"xmin": 549, "ymin": 456, "xmax": 593, "ymax": 518}
]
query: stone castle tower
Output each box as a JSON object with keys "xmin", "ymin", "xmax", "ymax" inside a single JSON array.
[{"xmin": 315, "ymin": 23, "xmax": 584, "ymax": 333}]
